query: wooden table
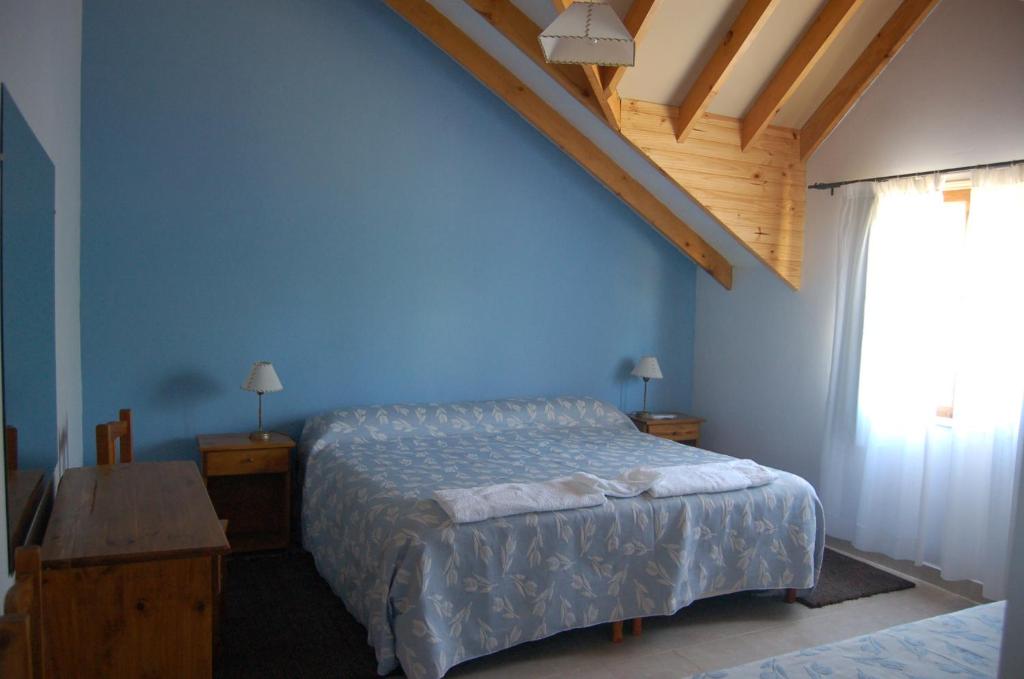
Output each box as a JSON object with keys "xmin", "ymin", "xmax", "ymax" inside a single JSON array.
[{"xmin": 40, "ymin": 461, "xmax": 230, "ymax": 678}]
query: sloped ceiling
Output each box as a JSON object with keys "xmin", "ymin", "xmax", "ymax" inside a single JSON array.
[
  {"xmin": 394, "ymin": 0, "xmax": 939, "ymax": 289},
  {"xmin": 515, "ymin": 0, "xmax": 903, "ymax": 127}
]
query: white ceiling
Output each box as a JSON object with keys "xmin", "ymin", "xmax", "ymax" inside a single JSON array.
[{"xmin": 512, "ymin": 0, "xmax": 904, "ymax": 128}]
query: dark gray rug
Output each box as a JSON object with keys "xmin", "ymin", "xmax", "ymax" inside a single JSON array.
[
  {"xmin": 216, "ymin": 546, "xmax": 915, "ymax": 677},
  {"xmin": 217, "ymin": 548, "xmax": 385, "ymax": 679},
  {"xmin": 797, "ymin": 547, "xmax": 915, "ymax": 608}
]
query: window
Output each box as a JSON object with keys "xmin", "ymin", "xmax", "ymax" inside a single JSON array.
[{"xmin": 934, "ymin": 187, "xmax": 971, "ymax": 420}]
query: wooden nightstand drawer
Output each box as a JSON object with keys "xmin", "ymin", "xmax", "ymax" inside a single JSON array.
[
  {"xmin": 646, "ymin": 423, "xmax": 700, "ymax": 440},
  {"xmin": 205, "ymin": 448, "xmax": 290, "ymax": 476},
  {"xmin": 630, "ymin": 413, "xmax": 704, "ymax": 445}
]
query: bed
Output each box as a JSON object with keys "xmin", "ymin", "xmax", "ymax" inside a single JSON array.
[
  {"xmin": 299, "ymin": 396, "xmax": 825, "ymax": 679},
  {"xmin": 687, "ymin": 601, "xmax": 1006, "ymax": 678}
]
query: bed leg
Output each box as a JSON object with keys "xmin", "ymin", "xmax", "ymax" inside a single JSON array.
[
  {"xmin": 611, "ymin": 621, "xmax": 624, "ymax": 643},
  {"xmin": 631, "ymin": 618, "xmax": 643, "ymax": 637},
  {"xmin": 785, "ymin": 588, "xmax": 797, "ymax": 603}
]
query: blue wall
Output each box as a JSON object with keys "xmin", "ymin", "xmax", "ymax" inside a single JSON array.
[{"xmin": 82, "ymin": 0, "xmax": 697, "ymax": 464}]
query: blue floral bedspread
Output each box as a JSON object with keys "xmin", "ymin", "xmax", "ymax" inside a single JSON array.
[
  {"xmin": 299, "ymin": 397, "xmax": 825, "ymax": 679},
  {"xmin": 688, "ymin": 600, "xmax": 1006, "ymax": 678}
]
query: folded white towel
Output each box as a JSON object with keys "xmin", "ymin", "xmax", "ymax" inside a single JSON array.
[
  {"xmin": 622, "ymin": 459, "xmax": 777, "ymax": 498},
  {"xmin": 571, "ymin": 471, "xmax": 651, "ymax": 498},
  {"xmin": 433, "ymin": 476, "xmax": 607, "ymax": 523},
  {"xmin": 433, "ymin": 460, "xmax": 777, "ymax": 522}
]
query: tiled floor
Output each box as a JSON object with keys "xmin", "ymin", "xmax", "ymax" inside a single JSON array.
[{"xmin": 448, "ymin": 574, "xmax": 978, "ymax": 679}]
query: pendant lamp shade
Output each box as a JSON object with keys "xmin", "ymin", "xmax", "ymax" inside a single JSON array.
[{"xmin": 540, "ymin": 1, "xmax": 635, "ymax": 67}]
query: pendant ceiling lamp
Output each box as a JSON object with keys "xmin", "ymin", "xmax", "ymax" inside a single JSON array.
[{"xmin": 539, "ymin": 1, "xmax": 635, "ymax": 67}]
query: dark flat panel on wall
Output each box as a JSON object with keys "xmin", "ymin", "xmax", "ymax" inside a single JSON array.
[
  {"xmin": 1, "ymin": 84, "xmax": 58, "ymax": 571},
  {"xmin": 1, "ymin": 87, "xmax": 57, "ymax": 472}
]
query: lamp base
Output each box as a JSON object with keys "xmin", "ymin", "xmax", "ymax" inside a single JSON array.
[{"xmin": 249, "ymin": 430, "xmax": 272, "ymax": 441}]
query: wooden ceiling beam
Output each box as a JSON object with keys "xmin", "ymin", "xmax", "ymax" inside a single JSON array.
[
  {"xmin": 465, "ymin": 0, "xmax": 806, "ymax": 289},
  {"xmin": 464, "ymin": 0, "xmax": 603, "ymax": 119},
  {"xmin": 741, "ymin": 0, "xmax": 864, "ymax": 151},
  {"xmin": 550, "ymin": 0, "xmax": 621, "ymax": 128},
  {"xmin": 675, "ymin": 0, "xmax": 780, "ymax": 144},
  {"xmin": 800, "ymin": 0, "xmax": 940, "ymax": 160},
  {"xmin": 385, "ymin": 0, "xmax": 733, "ymax": 288},
  {"xmin": 584, "ymin": 63, "xmax": 622, "ymax": 128},
  {"xmin": 599, "ymin": 0, "xmax": 665, "ymax": 97}
]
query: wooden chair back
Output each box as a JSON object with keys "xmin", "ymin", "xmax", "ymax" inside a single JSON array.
[
  {"xmin": 96, "ymin": 409, "xmax": 133, "ymax": 465},
  {"xmin": 0, "ymin": 546, "xmax": 44, "ymax": 679},
  {"xmin": 5, "ymin": 425, "xmax": 18, "ymax": 472}
]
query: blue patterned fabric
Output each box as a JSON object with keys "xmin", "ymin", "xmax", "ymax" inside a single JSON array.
[
  {"xmin": 688, "ymin": 601, "xmax": 1006, "ymax": 678},
  {"xmin": 300, "ymin": 397, "xmax": 825, "ymax": 679}
]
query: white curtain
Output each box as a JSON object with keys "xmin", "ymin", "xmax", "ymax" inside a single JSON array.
[
  {"xmin": 821, "ymin": 183, "xmax": 877, "ymax": 539},
  {"xmin": 822, "ymin": 166, "xmax": 1024, "ymax": 599}
]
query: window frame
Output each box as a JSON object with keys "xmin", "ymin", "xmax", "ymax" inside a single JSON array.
[{"xmin": 934, "ymin": 187, "xmax": 972, "ymax": 421}]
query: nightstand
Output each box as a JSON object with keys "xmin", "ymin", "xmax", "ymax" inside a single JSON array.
[
  {"xmin": 197, "ymin": 432, "xmax": 295, "ymax": 552},
  {"xmin": 630, "ymin": 413, "xmax": 704, "ymax": 446}
]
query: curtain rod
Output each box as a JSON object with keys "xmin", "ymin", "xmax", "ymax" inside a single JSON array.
[{"xmin": 807, "ymin": 158, "xmax": 1024, "ymax": 192}]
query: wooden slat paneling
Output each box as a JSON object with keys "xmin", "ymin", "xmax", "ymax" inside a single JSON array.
[
  {"xmin": 622, "ymin": 99, "xmax": 805, "ymax": 288},
  {"xmin": 388, "ymin": 0, "xmax": 733, "ymax": 288}
]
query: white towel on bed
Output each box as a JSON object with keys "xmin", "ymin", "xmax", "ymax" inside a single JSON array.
[
  {"xmin": 433, "ymin": 476, "xmax": 607, "ymax": 523},
  {"xmin": 433, "ymin": 460, "xmax": 777, "ymax": 522},
  {"xmin": 621, "ymin": 459, "xmax": 777, "ymax": 498}
]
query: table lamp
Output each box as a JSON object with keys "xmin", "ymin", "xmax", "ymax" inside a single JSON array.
[
  {"xmin": 242, "ymin": 361, "xmax": 283, "ymax": 440},
  {"xmin": 631, "ymin": 356, "xmax": 662, "ymax": 416}
]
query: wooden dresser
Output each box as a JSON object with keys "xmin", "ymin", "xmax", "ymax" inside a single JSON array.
[{"xmin": 40, "ymin": 461, "xmax": 230, "ymax": 678}]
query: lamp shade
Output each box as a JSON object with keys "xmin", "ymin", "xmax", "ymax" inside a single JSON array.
[
  {"xmin": 631, "ymin": 356, "xmax": 663, "ymax": 380},
  {"xmin": 539, "ymin": 1, "xmax": 635, "ymax": 67},
  {"xmin": 242, "ymin": 361, "xmax": 283, "ymax": 393}
]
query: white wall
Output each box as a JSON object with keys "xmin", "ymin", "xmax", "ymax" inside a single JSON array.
[
  {"xmin": 693, "ymin": 0, "xmax": 1024, "ymax": 673},
  {"xmin": 809, "ymin": 1, "xmax": 1024, "ymax": 184},
  {"xmin": 0, "ymin": 0, "xmax": 83, "ymax": 589},
  {"xmin": 695, "ymin": 0, "xmax": 1024, "ymax": 484},
  {"xmin": 693, "ymin": 191, "xmax": 837, "ymax": 486}
]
